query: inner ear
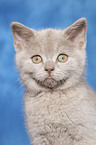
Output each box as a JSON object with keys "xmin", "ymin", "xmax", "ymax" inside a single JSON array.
[
  {"xmin": 11, "ymin": 22, "xmax": 34, "ymax": 41},
  {"xmin": 11, "ymin": 22, "xmax": 35, "ymax": 51},
  {"xmin": 64, "ymin": 18, "xmax": 87, "ymax": 47}
]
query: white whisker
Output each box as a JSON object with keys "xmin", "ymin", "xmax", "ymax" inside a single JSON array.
[{"xmin": 14, "ymin": 78, "xmax": 32, "ymax": 95}]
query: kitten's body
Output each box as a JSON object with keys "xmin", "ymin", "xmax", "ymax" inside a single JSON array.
[
  {"xmin": 11, "ymin": 18, "xmax": 96, "ymax": 145},
  {"xmin": 25, "ymin": 82, "xmax": 96, "ymax": 145}
]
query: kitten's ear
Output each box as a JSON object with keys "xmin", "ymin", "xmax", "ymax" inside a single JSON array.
[
  {"xmin": 11, "ymin": 22, "xmax": 34, "ymax": 52},
  {"xmin": 65, "ymin": 18, "xmax": 87, "ymax": 48}
]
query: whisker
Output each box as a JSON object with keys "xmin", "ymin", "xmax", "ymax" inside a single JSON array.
[
  {"xmin": 9, "ymin": 78, "xmax": 20, "ymax": 87},
  {"xmin": 14, "ymin": 78, "xmax": 31, "ymax": 95},
  {"xmin": 7, "ymin": 79, "xmax": 21, "ymax": 93}
]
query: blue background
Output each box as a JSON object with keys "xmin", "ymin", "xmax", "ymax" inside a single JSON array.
[{"xmin": 0, "ymin": 0, "xmax": 96, "ymax": 145}]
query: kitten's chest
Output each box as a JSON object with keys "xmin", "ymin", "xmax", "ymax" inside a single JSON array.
[
  {"xmin": 25, "ymin": 91, "xmax": 91, "ymax": 143},
  {"xmin": 25, "ymin": 91, "xmax": 81, "ymax": 125}
]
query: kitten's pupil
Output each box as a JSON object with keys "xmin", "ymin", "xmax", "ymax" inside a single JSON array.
[
  {"xmin": 36, "ymin": 57, "xmax": 38, "ymax": 61},
  {"xmin": 62, "ymin": 56, "xmax": 64, "ymax": 60}
]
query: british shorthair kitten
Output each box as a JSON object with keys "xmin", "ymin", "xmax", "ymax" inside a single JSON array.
[{"xmin": 11, "ymin": 18, "xmax": 96, "ymax": 145}]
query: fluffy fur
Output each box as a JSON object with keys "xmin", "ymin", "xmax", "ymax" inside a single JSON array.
[{"xmin": 11, "ymin": 18, "xmax": 96, "ymax": 145}]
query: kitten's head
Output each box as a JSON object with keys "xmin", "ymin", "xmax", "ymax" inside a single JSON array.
[{"xmin": 11, "ymin": 18, "xmax": 87, "ymax": 92}]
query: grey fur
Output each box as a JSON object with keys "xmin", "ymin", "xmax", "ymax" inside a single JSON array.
[{"xmin": 11, "ymin": 18, "xmax": 96, "ymax": 145}]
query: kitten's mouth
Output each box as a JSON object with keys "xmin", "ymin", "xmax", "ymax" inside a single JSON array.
[
  {"xmin": 35, "ymin": 76, "xmax": 68, "ymax": 89},
  {"xmin": 41, "ymin": 76, "xmax": 57, "ymax": 88},
  {"xmin": 47, "ymin": 76, "xmax": 53, "ymax": 80},
  {"xmin": 26, "ymin": 72, "xmax": 68, "ymax": 89}
]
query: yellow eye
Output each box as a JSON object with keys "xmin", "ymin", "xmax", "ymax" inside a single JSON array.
[
  {"xmin": 57, "ymin": 54, "xmax": 68, "ymax": 63},
  {"xmin": 31, "ymin": 55, "xmax": 42, "ymax": 64}
]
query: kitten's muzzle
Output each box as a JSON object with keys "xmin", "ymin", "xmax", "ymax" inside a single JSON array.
[
  {"xmin": 45, "ymin": 67, "xmax": 54, "ymax": 75},
  {"xmin": 44, "ymin": 60, "xmax": 55, "ymax": 75}
]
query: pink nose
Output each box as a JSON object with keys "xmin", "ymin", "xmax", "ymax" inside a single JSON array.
[{"xmin": 45, "ymin": 67, "xmax": 54, "ymax": 74}]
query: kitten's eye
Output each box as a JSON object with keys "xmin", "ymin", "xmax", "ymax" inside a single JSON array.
[
  {"xmin": 57, "ymin": 54, "xmax": 68, "ymax": 63},
  {"xmin": 31, "ymin": 55, "xmax": 42, "ymax": 64}
]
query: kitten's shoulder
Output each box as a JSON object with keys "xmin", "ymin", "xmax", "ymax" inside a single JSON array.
[{"xmin": 85, "ymin": 82, "xmax": 96, "ymax": 99}]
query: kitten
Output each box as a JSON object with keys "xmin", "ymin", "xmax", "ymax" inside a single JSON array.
[{"xmin": 11, "ymin": 18, "xmax": 96, "ymax": 145}]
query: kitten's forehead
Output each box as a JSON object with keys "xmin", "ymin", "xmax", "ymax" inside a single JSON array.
[
  {"xmin": 38, "ymin": 28, "xmax": 63, "ymax": 36},
  {"xmin": 29, "ymin": 29, "xmax": 74, "ymax": 59},
  {"xmin": 36, "ymin": 29, "xmax": 65, "ymax": 56}
]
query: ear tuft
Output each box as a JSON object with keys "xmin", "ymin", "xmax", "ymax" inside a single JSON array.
[
  {"xmin": 11, "ymin": 22, "xmax": 34, "ymax": 40},
  {"xmin": 11, "ymin": 22, "xmax": 34, "ymax": 51},
  {"xmin": 65, "ymin": 17, "xmax": 87, "ymax": 42}
]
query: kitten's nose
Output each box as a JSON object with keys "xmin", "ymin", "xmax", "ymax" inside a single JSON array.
[
  {"xmin": 45, "ymin": 61, "xmax": 54, "ymax": 74},
  {"xmin": 45, "ymin": 67, "xmax": 54, "ymax": 74}
]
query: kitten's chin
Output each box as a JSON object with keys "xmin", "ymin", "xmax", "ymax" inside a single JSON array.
[
  {"xmin": 35, "ymin": 76, "xmax": 68, "ymax": 89},
  {"xmin": 42, "ymin": 78, "xmax": 57, "ymax": 88}
]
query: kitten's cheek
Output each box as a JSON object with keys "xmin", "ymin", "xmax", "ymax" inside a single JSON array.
[
  {"xmin": 51, "ymin": 74, "xmax": 63, "ymax": 81},
  {"xmin": 35, "ymin": 74, "xmax": 48, "ymax": 81}
]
